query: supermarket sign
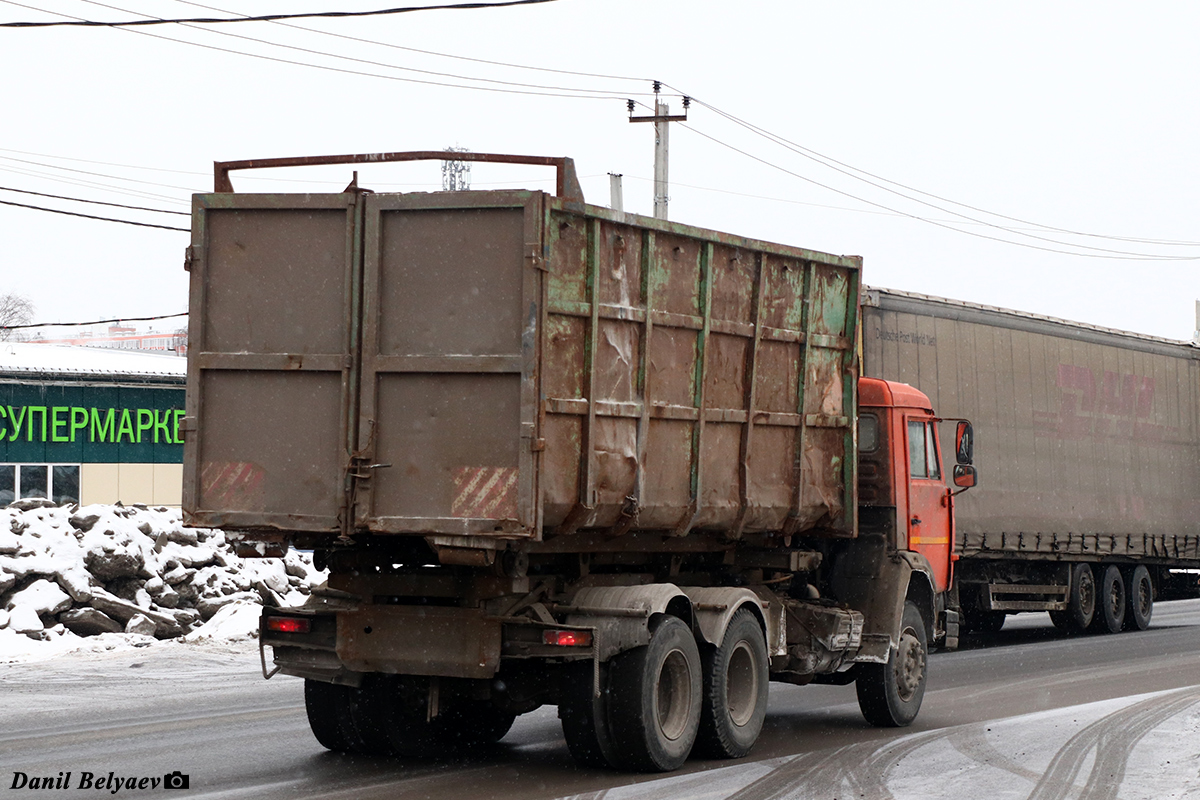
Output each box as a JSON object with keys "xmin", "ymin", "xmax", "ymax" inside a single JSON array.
[
  {"xmin": 0, "ymin": 384, "xmax": 185, "ymax": 464},
  {"xmin": 1, "ymin": 405, "xmax": 184, "ymax": 445}
]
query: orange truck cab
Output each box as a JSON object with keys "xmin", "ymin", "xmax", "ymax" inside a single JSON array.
[{"xmin": 857, "ymin": 377, "xmax": 977, "ymax": 647}]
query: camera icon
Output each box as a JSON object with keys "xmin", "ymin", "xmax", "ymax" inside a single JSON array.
[{"xmin": 164, "ymin": 771, "xmax": 190, "ymax": 790}]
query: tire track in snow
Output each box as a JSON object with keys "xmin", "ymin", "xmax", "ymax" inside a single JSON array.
[
  {"xmin": 1077, "ymin": 690, "xmax": 1200, "ymax": 800},
  {"xmin": 945, "ymin": 724, "xmax": 1043, "ymax": 782},
  {"xmin": 1026, "ymin": 687, "xmax": 1200, "ymax": 800}
]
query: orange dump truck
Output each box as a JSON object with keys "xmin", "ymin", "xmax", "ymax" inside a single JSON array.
[{"xmin": 182, "ymin": 152, "xmax": 975, "ymax": 771}]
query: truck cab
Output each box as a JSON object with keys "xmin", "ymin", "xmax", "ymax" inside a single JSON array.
[{"xmin": 857, "ymin": 377, "xmax": 976, "ymax": 646}]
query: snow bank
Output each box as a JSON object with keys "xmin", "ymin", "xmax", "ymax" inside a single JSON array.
[{"xmin": 0, "ymin": 501, "xmax": 326, "ymax": 661}]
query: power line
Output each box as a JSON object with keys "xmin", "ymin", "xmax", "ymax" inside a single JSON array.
[
  {"xmin": 0, "ymin": 185, "xmax": 188, "ymax": 215},
  {"xmin": 164, "ymin": 0, "xmax": 646, "ymax": 97},
  {"xmin": 674, "ymin": 122, "xmax": 1198, "ymax": 262},
  {"xmin": 669, "ymin": 88, "xmax": 1200, "ymax": 250},
  {"xmin": 0, "ymin": 0, "xmax": 560, "ymax": 28},
  {"xmin": 0, "ymin": 198, "xmax": 189, "ymax": 231},
  {"xmin": 179, "ymin": 0, "xmax": 648, "ymax": 83},
  {"xmin": 6, "ymin": 312, "xmax": 188, "ymax": 331},
  {"xmin": 14, "ymin": 0, "xmax": 632, "ymax": 102}
]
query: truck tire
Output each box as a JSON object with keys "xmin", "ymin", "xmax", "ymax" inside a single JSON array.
[
  {"xmin": 856, "ymin": 600, "xmax": 927, "ymax": 728},
  {"xmin": 1123, "ymin": 565, "xmax": 1154, "ymax": 631},
  {"xmin": 1088, "ymin": 565, "xmax": 1126, "ymax": 634},
  {"xmin": 559, "ymin": 660, "xmax": 619, "ymax": 769},
  {"xmin": 607, "ymin": 616, "xmax": 702, "ymax": 772},
  {"xmin": 695, "ymin": 609, "xmax": 768, "ymax": 759},
  {"xmin": 343, "ymin": 675, "xmax": 404, "ymax": 755},
  {"xmin": 1064, "ymin": 563, "xmax": 1096, "ymax": 633},
  {"xmin": 305, "ymin": 679, "xmax": 356, "ymax": 752},
  {"xmin": 431, "ymin": 702, "xmax": 516, "ymax": 747}
]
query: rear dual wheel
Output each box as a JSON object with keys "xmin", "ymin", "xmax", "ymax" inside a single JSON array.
[
  {"xmin": 306, "ymin": 676, "xmax": 514, "ymax": 756},
  {"xmin": 695, "ymin": 610, "xmax": 769, "ymax": 760},
  {"xmin": 607, "ymin": 616, "xmax": 703, "ymax": 772}
]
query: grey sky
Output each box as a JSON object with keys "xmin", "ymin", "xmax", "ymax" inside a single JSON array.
[{"xmin": 2, "ymin": 1, "xmax": 1197, "ymax": 339}]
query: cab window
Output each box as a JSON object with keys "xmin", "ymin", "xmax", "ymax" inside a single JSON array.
[{"xmin": 907, "ymin": 420, "xmax": 941, "ymax": 479}]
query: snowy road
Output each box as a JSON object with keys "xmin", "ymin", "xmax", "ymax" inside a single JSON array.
[{"xmin": 2, "ymin": 600, "xmax": 1198, "ymax": 800}]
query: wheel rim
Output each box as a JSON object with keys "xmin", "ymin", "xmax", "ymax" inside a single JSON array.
[
  {"xmin": 1107, "ymin": 576, "xmax": 1122, "ymax": 619},
  {"xmin": 893, "ymin": 626, "xmax": 925, "ymax": 703},
  {"xmin": 655, "ymin": 649, "xmax": 693, "ymax": 741},
  {"xmin": 725, "ymin": 641, "xmax": 759, "ymax": 728},
  {"xmin": 1078, "ymin": 571, "xmax": 1095, "ymax": 618},
  {"xmin": 1136, "ymin": 576, "xmax": 1152, "ymax": 618}
]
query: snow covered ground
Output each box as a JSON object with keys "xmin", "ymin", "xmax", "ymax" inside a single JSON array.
[{"xmin": 0, "ymin": 502, "xmax": 325, "ymax": 663}]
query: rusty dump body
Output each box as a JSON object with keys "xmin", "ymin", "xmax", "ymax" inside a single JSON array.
[{"xmin": 182, "ymin": 157, "xmax": 860, "ymax": 552}]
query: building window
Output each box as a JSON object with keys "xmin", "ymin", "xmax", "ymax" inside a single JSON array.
[{"xmin": 0, "ymin": 464, "xmax": 81, "ymax": 505}]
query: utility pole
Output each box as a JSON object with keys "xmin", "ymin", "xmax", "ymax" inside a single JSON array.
[
  {"xmin": 609, "ymin": 173, "xmax": 624, "ymax": 212},
  {"xmin": 628, "ymin": 82, "xmax": 688, "ymax": 220}
]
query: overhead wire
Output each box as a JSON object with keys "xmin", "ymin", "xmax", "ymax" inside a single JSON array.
[
  {"xmin": 2, "ymin": 0, "xmax": 638, "ymax": 101},
  {"xmin": 0, "ymin": 184, "xmax": 189, "ymax": 215},
  {"xmin": 176, "ymin": 0, "xmax": 648, "ymax": 84},
  {"xmin": 667, "ymin": 87, "xmax": 1200, "ymax": 250},
  {"xmin": 0, "ymin": 198, "xmax": 189, "ymax": 231},
  {"xmin": 668, "ymin": 114, "xmax": 1198, "ymax": 261},
  {"xmin": 166, "ymin": 0, "xmax": 646, "ymax": 96},
  {"xmin": 6, "ymin": 312, "xmax": 188, "ymax": 330},
  {"xmin": 0, "ymin": 0, "xmax": 561, "ymax": 27}
]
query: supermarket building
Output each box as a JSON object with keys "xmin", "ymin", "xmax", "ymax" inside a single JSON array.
[{"xmin": 0, "ymin": 343, "xmax": 186, "ymax": 506}]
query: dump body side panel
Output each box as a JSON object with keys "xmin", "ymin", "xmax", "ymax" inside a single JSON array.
[
  {"xmin": 861, "ymin": 288, "xmax": 1200, "ymax": 564},
  {"xmin": 539, "ymin": 202, "xmax": 860, "ymax": 538}
]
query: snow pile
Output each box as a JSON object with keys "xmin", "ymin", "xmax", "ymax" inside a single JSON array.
[{"xmin": 0, "ymin": 501, "xmax": 325, "ymax": 657}]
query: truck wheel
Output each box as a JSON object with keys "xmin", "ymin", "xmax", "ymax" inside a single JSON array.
[
  {"xmin": 305, "ymin": 679, "xmax": 356, "ymax": 752},
  {"xmin": 559, "ymin": 660, "xmax": 619, "ymax": 769},
  {"xmin": 856, "ymin": 600, "xmax": 927, "ymax": 728},
  {"xmin": 1091, "ymin": 565, "xmax": 1126, "ymax": 634},
  {"xmin": 695, "ymin": 609, "xmax": 768, "ymax": 759},
  {"xmin": 431, "ymin": 702, "xmax": 516, "ymax": 747},
  {"xmin": 343, "ymin": 675, "xmax": 403, "ymax": 755},
  {"xmin": 607, "ymin": 616, "xmax": 702, "ymax": 772},
  {"xmin": 1065, "ymin": 563, "xmax": 1096, "ymax": 633},
  {"xmin": 1123, "ymin": 565, "xmax": 1154, "ymax": 631}
]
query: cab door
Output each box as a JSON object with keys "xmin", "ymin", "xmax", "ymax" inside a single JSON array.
[{"xmin": 904, "ymin": 416, "xmax": 952, "ymax": 591}]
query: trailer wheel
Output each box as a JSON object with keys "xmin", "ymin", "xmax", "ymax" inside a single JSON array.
[
  {"xmin": 1123, "ymin": 566, "xmax": 1154, "ymax": 631},
  {"xmin": 305, "ymin": 679, "xmax": 356, "ymax": 752},
  {"xmin": 856, "ymin": 600, "xmax": 927, "ymax": 728},
  {"xmin": 431, "ymin": 702, "xmax": 516, "ymax": 747},
  {"xmin": 695, "ymin": 609, "xmax": 768, "ymax": 759},
  {"xmin": 559, "ymin": 660, "xmax": 619, "ymax": 769},
  {"xmin": 1090, "ymin": 565, "xmax": 1126, "ymax": 634},
  {"xmin": 607, "ymin": 616, "xmax": 702, "ymax": 772},
  {"xmin": 1064, "ymin": 563, "xmax": 1096, "ymax": 633}
]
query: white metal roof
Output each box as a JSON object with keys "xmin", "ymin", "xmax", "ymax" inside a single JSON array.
[{"xmin": 0, "ymin": 342, "xmax": 187, "ymax": 379}]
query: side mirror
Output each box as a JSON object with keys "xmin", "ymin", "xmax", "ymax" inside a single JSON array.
[
  {"xmin": 955, "ymin": 421, "xmax": 974, "ymax": 465},
  {"xmin": 953, "ymin": 464, "xmax": 978, "ymax": 489}
]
